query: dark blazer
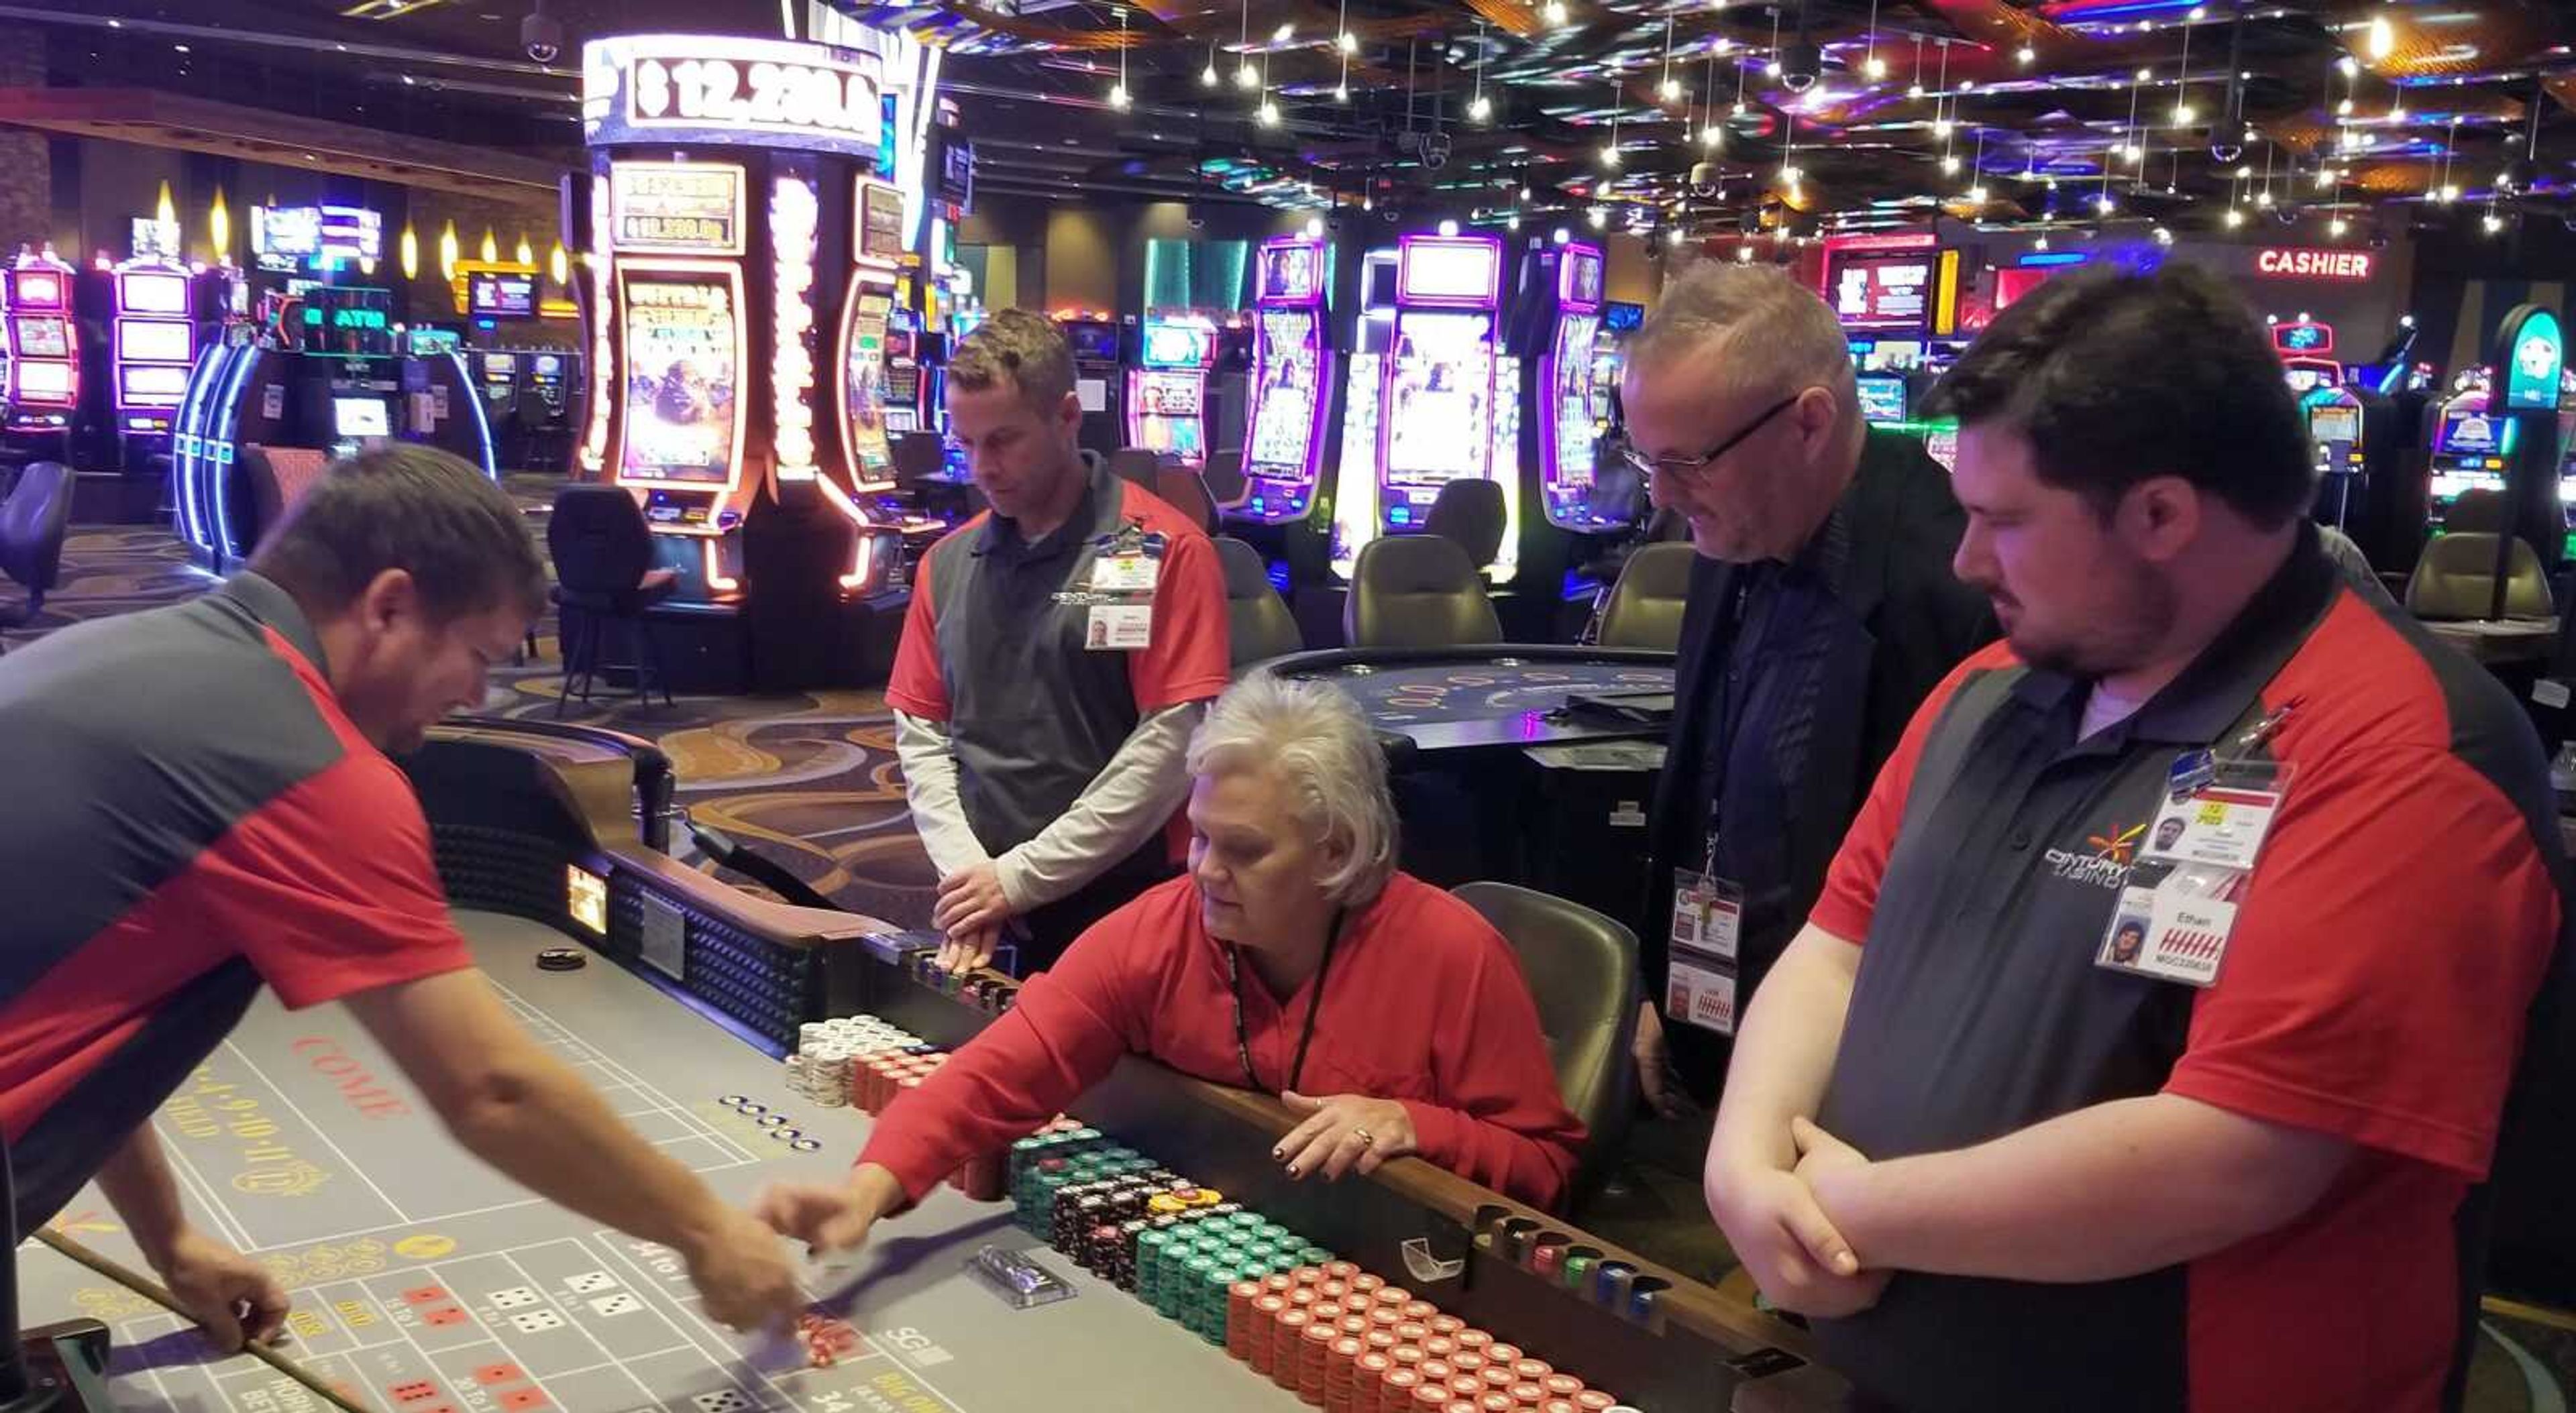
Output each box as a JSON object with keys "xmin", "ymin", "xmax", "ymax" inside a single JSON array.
[{"xmin": 1642, "ymin": 428, "xmax": 1996, "ymax": 1097}]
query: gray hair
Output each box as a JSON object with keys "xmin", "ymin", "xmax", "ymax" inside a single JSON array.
[
  {"xmin": 1625, "ymin": 262, "xmax": 1862, "ymax": 450},
  {"xmin": 1187, "ymin": 675, "xmax": 1397, "ymax": 907}
]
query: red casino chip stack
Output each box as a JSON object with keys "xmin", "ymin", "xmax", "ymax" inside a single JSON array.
[
  {"xmin": 1227, "ymin": 1280, "xmax": 1264, "ymax": 1360},
  {"xmin": 1378, "ymin": 1366, "xmax": 1424, "ymax": 1413},
  {"xmin": 1326, "ymin": 1335, "xmax": 1365, "ymax": 1411},
  {"xmin": 1247, "ymin": 1294, "xmax": 1288, "ymax": 1374},
  {"xmin": 1299, "ymin": 1320, "xmax": 1336, "ymax": 1405},
  {"xmin": 1273, "ymin": 1310, "xmax": 1313, "ymax": 1392}
]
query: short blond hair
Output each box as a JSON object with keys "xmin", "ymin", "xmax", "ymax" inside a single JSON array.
[
  {"xmin": 1187, "ymin": 675, "xmax": 1397, "ymax": 907},
  {"xmin": 949, "ymin": 308, "xmax": 1076, "ymax": 412},
  {"xmin": 1626, "ymin": 263, "xmax": 1860, "ymax": 447}
]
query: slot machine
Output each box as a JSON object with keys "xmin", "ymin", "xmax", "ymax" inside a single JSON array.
[
  {"xmin": 572, "ymin": 30, "xmax": 945, "ymax": 689},
  {"xmin": 1334, "ymin": 233, "xmax": 1521, "ymax": 581},
  {"xmin": 1125, "ymin": 313, "xmax": 1216, "ymax": 466},
  {"xmin": 2428, "ymin": 370, "xmax": 2506, "ymax": 530},
  {"xmin": 109, "ymin": 258, "xmax": 199, "ymax": 459},
  {"xmin": 1517, "ymin": 237, "xmax": 1624, "ymax": 535},
  {"xmin": 5, "ymin": 248, "xmax": 78, "ymax": 452},
  {"xmin": 1233, "ymin": 235, "xmax": 1335, "ymax": 526}
]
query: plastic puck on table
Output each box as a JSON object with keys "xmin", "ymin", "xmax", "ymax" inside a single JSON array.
[
  {"xmin": 790, "ymin": 1138, "xmax": 822, "ymax": 1152},
  {"xmin": 537, "ymin": 948, "xmax": 586, "ymax": 971}
]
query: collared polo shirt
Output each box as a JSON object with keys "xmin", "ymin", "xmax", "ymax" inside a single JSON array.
[
  {"xmin": 886, "ymin": 455, "xmax": 1229, "ymax": 861},
  {"xmin": 1807, "ymin": 529, "xmax": 2562, "ymax": 1412},
  {"xmin": 0, "ymin": 573, "xmax": 473, "ymax": 1229}
]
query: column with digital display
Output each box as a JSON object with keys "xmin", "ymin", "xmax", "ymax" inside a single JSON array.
[{"xmin": 1533, "ymin": 239, "xmax": 1611, "ymax": 530}]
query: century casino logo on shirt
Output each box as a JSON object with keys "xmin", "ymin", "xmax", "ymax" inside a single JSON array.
[{"xmin": 2045, "ymin": 821, "xmax": 2144, "ymax": 890}]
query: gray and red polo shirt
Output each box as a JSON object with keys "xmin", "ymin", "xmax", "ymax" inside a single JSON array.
[
  {"xmin": 0, "ymin": 572, "xmax": 472, "ymax": 1228},
  {"xmin": 1809, "ymin": 529, "xmax": 2563, "ymax": 1412}
]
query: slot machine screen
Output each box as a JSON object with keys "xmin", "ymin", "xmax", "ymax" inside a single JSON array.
[
  {"xmin": 15, "ymin": 317, "xmax": 69, "ymax": 359},
  {"xmin": 1855, "ymin": 376, "xmax": 1908, "ymax": 424},
  {"xmin": 14, "ymin": 361, "xmax": 70, "ymax": 399},
  {"xmin": 121, "ymin": 273, "xmax": 189, "ymax": 315},
  {"xmin": 2308, "ymin": 404, "xmax": 2360, "ymax": 446},
  {"xmin": 117, "ymin": 321, "xmax": 193, "ymax": 363}
]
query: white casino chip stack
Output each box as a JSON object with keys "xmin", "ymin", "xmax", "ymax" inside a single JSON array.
[{"xmin": 786, "ymin": 1013, "xmax": 921, "ymax": 1107}]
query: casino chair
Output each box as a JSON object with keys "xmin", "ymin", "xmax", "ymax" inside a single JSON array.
[
  {"xmin": 1201, "ymin": 449, "xmax": 1249, "ymax": 512},
  {"xmin": 546, "ymin": 484, "xmax": 678, "ymax": 716},
  {"xmin": 1152, "ymin": 466, "xmax": 1220, "ymax": 534},
  {"xmin": 1422, "ymin": 478, "xmax": 1509, "ymax": 572},
  {"xmin": 1592, "ymin": 541, "xmax": 1695, "ymax": 653},
  {"xmin": 2404, "ymin": 532, "xmax": 2557, "ymax": 622},
  {"xmin": 1107, "ymin": 448, "xmax": 1162, "ymax": 490},
  {"xmin": 1214, "ymin": 535, "xmax": 1302, "ymax": 670},
  {"xmin": 1452, "ymin": 881, "xmax": 1642, "ymax": 1209},
  {"xmin": 1345, "ymin": 534, "xmax": 1503, "ymax": 649},
  {"xmin": 0, "ymin": 463, "xmax": 72, "ymax": 657}
]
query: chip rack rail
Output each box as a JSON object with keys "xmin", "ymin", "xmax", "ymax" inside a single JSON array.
[{"xmin": 401, "ymin": 716, "xmax": 1864, "ymax": 1412}]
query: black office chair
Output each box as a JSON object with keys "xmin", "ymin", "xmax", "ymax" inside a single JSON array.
[
  {"xmin": 0, "ymin": 464, "xmax": 72, "ymax": 655},
  {"xmin": 1346, "ymin": 534, "xmax": 1503, "ymax": 649},
  {"xmin": 1214, "ymin": 535, "xmax": 1302, "ymax": 669},
  {"xmin": 546, "ymin": 484, "xmax": 677, "ymax": 716},
  {"xmin": 1592, "ymin": 541, "xmax": 1695, "ymax": 652},
  {"xmin": 1201, "ymin": 449, "xmax": 1249, "ymax": 511},
  {"xmin": 1452, "ymin": 881, "xmax": 1642, "ymax": 1209},
  {"xmin": 1423, "ymin": 478, "xmax": 1508, "ymax": 571}
]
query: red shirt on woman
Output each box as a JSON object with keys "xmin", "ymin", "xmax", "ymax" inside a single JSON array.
[{"xmin": 860, "ymin": 872, "xmax": 1585, "ymax": 1210}]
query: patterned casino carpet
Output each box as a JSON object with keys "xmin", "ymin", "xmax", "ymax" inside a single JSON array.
[
  {"xmin": 2, "ymin": 484, "xmax": 943, "ymax": 934},
  {"xmin": 11, "ymin": 498, "xmax": 2576, "ymax": 1409}
]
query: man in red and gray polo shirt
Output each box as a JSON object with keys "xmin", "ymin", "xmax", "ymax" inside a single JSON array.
[
  {"xmin": 890, "ymin": 310, "xmax": 1230, "ymax": 974},
  {"xmin": 1707, "ymin": 267, "xmax": 2563, "ymax": 1411},
  {"xmin": 0, "ymin": 449, "xmax": 800, "ymax": 1347}
]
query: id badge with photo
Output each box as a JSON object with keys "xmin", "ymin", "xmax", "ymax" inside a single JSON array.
[
  {"xmin": 1085, "ymin": 603, "xmax": 1153, "ymax": 651},
  {"xmin": 1668, "ymin": 868, "xmax": 1745, "ymax": 1035},
  {"xmin": 2098, "ymin": 759, "xmax": 2290, "ymax": 988}
]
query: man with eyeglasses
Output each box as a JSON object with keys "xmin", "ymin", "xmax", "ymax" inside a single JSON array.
[{"xmin": 1624, "ymin": 264, "xmax": 1994, "ymax": 1122}]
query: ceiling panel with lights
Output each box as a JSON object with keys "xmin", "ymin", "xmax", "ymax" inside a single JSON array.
[{"xmin": 0, "ymin": 0, "xmax": 2566, "ymax": 245}]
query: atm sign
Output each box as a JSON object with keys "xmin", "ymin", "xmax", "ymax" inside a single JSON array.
[{"xmin": 2255, "ymin": 247, "xmax": 2376, "ymax": 281}]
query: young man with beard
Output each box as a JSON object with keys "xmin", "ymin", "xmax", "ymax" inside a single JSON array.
[{"xmin": 1705, "ymin": 266, "xmax": 2562, "ymax": 1412}]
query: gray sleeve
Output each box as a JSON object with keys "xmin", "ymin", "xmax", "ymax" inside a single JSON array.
[
  {"xmin": 994, "ymin": 701, "xmax": 1205, "ymax": 913},
  {"xmin": 895, "ymin": 709, "xmax": 994, "ymax": 881}
]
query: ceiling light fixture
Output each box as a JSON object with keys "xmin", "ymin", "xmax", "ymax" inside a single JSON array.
[
  {"xmin": 2367, "ymin": 13, "xmax": 2394, "ymax": 61},
  {"xmin": 1543, "ymin": 0, "xmax": 1567, "ymax": 27},
  {"xmin": 1111, "ymin": 7, "xmax": 1130, "ymax": 109},
  {"xmin": 1274, "ymin": 21, "xmax": 1293, "ymax": 42},
  {"xmin": 1203, "ymin": 42, "xmax": 1218, "ymax": 87},
  {"xmin": 2017, "ymin": 44, "xmax": 2035, "ymax": 66}
]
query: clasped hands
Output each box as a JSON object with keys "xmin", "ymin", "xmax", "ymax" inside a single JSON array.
[{"xmin": 1709, "ymin": 1115, "xmax": 1887, "ymax": 1319}]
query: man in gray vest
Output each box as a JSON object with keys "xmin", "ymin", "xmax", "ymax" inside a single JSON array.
[{"xmin": 888, "ymin": 311, "xmax": 1232, "ymax": 973}]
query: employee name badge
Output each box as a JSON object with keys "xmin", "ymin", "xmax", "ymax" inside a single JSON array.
[
  {"xmin": 1668, "ymin": 868, "xmax": 1744, "ymax": 1036},
  {"xmin": 2096, "ymin": 756, "xmax": 2290, "ymax": 988},
  {"xmin": 1075, "ymin": 524, "xmax": 1165, "ymax": 652}
]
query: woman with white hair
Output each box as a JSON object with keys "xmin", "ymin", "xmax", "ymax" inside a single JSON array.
[{"xmin": 755, "ymin": 676, "xmax": 1585, "ymax": 1253}]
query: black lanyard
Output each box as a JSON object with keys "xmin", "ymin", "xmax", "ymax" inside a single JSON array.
[
  {"xmin": 1226, "ymin": 910, "xmax": 1344, "ymax": 1094},
  {"xmin": 1701, "ymin": 567, "xmax": 1774, "ymax": 871}
]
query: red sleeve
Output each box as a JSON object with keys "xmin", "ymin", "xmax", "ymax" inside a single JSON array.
[
  {"xmin": 885, "ymin": 537, "xmax": 951, "ymax": 721},
  {"xmin": 189, "ymin": 752, "xmax": 473, "ymax": 1009},
  {"xmin": 859, "ymin": 903, "xmax": 1155, "ymax": 1202},
  {"xmin": 1810, "ymin": 644, "xmax": 2010, "ymax": 943},
  {"xmin": 1399, "ymin": 913, "xmax": 1588, "ymax": 1212},
  {"xmin": 1131, "ymin": 531, "xmax": 1231, "ymax": 710},
  {"xmin": 2163, "ymin": 746, "xmax": 2558, "ymax": 1178}
]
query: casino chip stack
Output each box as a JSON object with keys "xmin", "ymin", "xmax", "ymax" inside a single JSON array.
[
  {"xmin": 784, "ymin": 1014, "xmax": 927, "ymax": 1108},
  {"xmin": 1004, "ymin": 1117, "xmax": 1645, "ymax": 1412}
]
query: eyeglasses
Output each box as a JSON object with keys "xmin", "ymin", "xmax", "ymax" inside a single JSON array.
[{"xmin": 1615, "ymin": 390, "xmax": 1805, "ymax": 485}]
